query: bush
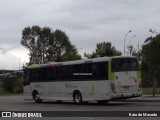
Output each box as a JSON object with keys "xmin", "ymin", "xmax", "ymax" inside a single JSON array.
[
  {"xmin": 142, "ymin": 87, "xmax": 160, "ymax": 95},
  {"xmin": 0, "ymin": 77, "xmax": 23, "ymax": 93}
]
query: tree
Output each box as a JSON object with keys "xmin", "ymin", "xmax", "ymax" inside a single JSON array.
[
  {"xmin": 141, "ymin": 34, "xmax": 160, "ymax": 96},
  {"xmin": 127, "ymin": 45, "xmax": 134, "ymax": 56},
  {"xmin": 21, "ymin": 26, "xmax": 42, "ymax": 64},
  {"xmin": 21, "ymin": 26, "xmax": 81, "ymax": 64},
  {"xmin": 84, "ymin": 42, "xmax": 122, "ymax": 58},
  {"xmin": 62, "ymin": 45, "xmax": 81, "ymax": 61}
]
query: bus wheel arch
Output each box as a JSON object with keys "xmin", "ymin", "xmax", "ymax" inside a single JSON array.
[
  {"xmin": 73, "ymin": 90, "xmax": 83, "ymax": 104},
  {"xmin": 32, "ymin": 90, "xmax": 42, "ymax": 103}
]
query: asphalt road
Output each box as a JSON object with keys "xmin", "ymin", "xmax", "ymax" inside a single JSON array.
[{"xmin": 0, "ymin": 95, "xmax": 159, "ymax": 120}]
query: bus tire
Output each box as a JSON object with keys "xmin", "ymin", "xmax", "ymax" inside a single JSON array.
[
  {"xmin": 33, "ymin": 92, "xmax": 42, "ymax": 103},
  {"xmin": 73, "ymin": 91, "xmax": 82, "ymax": 104},
  {"xmin": 97, "ymin": 100, "xmax": 109, "ymax": 104}
]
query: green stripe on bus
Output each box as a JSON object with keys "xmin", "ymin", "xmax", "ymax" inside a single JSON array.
[
  {"xmin": 137, "ymin": 71, "xmax": 141, "ymax": 79},
  {"xmin": 108, "ymin": 60, "xmax": 114, "ymax": 80}
]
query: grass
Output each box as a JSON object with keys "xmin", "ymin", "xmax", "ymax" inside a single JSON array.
[
  {"xmin": 0, "ymin": 92, "xmax": 22, "ymax": 96},
  {"xmin": 142, "ymin": 87, "xmax": 160, "ymax": 96}
]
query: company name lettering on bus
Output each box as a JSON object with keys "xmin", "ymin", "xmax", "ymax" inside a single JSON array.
[{"xmin": 73, "ymin": 73, "xmax": 92, "ymax": 76}]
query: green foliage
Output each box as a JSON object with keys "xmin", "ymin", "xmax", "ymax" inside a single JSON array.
[
  {"xmin": 127, "ymin": 44, "xmax": 142, "ymax": 62},
  {"xmin": 127, "ymin": 45, "xmax": 134, "ymax": 56},
  {"xmin": 0, "ymin": 77, "xmax": 16, "ymax": 93},
  {"xmin": 84, "ymin": 42, "xmax": 122, "ymax": 58},
  {"xmin": 141, "ymin": 34, "xmax": 160, "ymax": 96},
  {"xmin": 140, "ymin": 61, "xmax": 153, "ymax": 87},
  {"xmin": 21, "ymin": 26, "xmax": 81, "ymax": 64},
  {"xmin": 62, "ymin": 45, "xmax": 81, "ymax": 61},
  {"xmin": 0, "ymin": 77, "xmax": 23, "ymax": 94},
  {"xmin": 142, "ymin": 35, "xmax": 160, "ymax": 70},
  {"xmin": 142, "ymin": 88, "xmax": 160, "ymax": 95}
]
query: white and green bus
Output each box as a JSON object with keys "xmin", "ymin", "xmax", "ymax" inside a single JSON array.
[{"xmin": 23, "ymin": 56, "xmax": 142, "ymax": 104}]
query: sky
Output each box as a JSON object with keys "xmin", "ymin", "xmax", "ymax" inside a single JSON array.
[{"xmin": 0, "ymin": 0, "xmax": 160, "ymax": 70}]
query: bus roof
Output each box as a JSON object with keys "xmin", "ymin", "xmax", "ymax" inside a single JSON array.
[{"xmin": 25, "ymin": 56, "xmax": 137, "ymax": 69}]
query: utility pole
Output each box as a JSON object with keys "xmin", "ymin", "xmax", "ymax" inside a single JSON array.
[
  {"xmin": 124, "ymin": 30, "xmax": 131, "ymax": 56},
  {"xmin": 128, "ymin": 35, "xmax": 136, "ymax": 56}
]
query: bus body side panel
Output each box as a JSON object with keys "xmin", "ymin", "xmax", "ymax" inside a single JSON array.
[
  {"xmin": 77, "ymin": 80, "xmax": 111, "ymax": 101},
  {"xmin": 37, "ymin": 82, "xmax": 64, "ymax": 100},
  {"xmin": 23, "ymin": 85, "xmax": 33, "ymax": 100},
  {"xmin": 94, "ymin": 80, "xmax": 111, "ymax": 101},
  {"xmin": 33, "ymin": 80, "xmax": 111, "ymax": 102}
]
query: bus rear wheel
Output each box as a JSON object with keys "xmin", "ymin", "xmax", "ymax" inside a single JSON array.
[
  {"xmin": 73, "ymin": 91, "xmax": 82, "ymax": 104},
  {"xmin": 33, "ymin": 92, "xmax": 42, "ymax": 103}
]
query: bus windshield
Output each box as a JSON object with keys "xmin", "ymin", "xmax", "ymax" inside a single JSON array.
[{"xmin": 111, "ymin": 58, "xmax": 139, "ymax": 72}]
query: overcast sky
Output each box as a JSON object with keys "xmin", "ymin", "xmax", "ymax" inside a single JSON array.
[{"xmin": 0, "ymin": 0, "xmax": 160, "ymax": 70}]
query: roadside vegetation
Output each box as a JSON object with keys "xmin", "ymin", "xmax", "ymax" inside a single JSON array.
[
  {"xmin": 142, "ymin": 88, "xmax": 160, "ymax": 96},
  {"xmin": 0, "ymin": 72, "xmax": 23, "ymax": 95}
]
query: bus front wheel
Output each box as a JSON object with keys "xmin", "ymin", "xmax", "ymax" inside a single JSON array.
[
  {"xmin": 33, "ymin": 92, "xmax": 42, "ymax": 103},
  {"xmin": 73, "ymin": 91, "xmax": 82, "ymax": 104}
]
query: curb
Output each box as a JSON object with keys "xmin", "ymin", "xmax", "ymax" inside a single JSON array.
[
  {"xmin": 116, "ymin": 96, "xmax": 160, "ymax": 102},
  {"xmin": 121, "ymin": 99, "xmax": 160, "ymax": 102}
]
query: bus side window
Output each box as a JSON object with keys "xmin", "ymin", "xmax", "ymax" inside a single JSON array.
[
  {"xmin": 48, "ymin": 67, "xmax": 57, "ymax": 81},
  {"xmin": 111, "ymin": 58, "xmax": 123, "ymax": 72},
  {"xmin": 93, "ymin": 62, "xmax": 108, "ymax": 80},
  {"xmin": 91, "ymin": 63, "xmax": 97, "ymax": 79},
  {"xmin": 56, "ymin": 66, "xmax": 64, "ymax": 81},
  {"xmin": 99, "ymin": 62, "xmax": 108, "ymax": 80},
  {"xmin": 63, "ymin": 65, "xmax": 73, "ymax": 80},
  {"xmin": 38, "ymin": 67, "xmax": 48, "ymax": 82},
  {"xmin": 24, "ymin": 70, "xmax": 29, "ymax": 82},
  {"xmin": 29, "ymin": 70, "xmax": 33, "ymax": 82},
  {"xmin": 84, "ymin": 63, "xmax": 92, "ymax": 80},
  {"xmin": 72, "ymin": 64, "xmax": 84, "ymax": 80},
  {"xmin": 29, "ymin": 69, "xmax": 39, "ymax": 82}
]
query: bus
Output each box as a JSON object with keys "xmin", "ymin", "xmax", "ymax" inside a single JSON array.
[{"xmin": 23, "ymin": 56, "xmax": 142, "ymax": 104}]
